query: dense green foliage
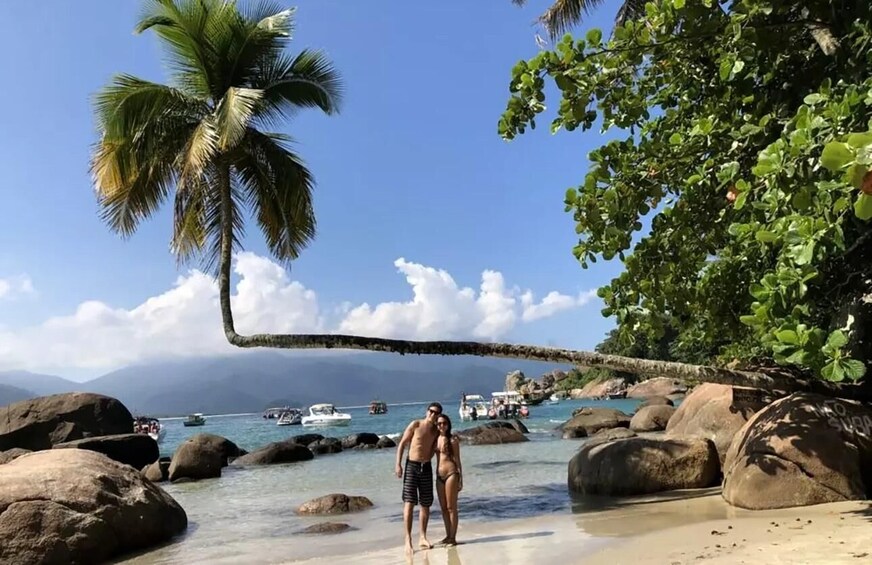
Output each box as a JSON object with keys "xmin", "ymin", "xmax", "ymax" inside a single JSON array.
[{"xmin": 500, "ymin": 0, "xmax": 872, "ymax": 382}]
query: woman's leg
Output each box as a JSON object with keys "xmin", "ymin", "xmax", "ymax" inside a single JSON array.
[
  {"xmin": 444, "ymin": 474, "xmax": 461, "ymax": 543},
  {"xmin": 436, "ymin": 478, "xmax": 450, "ymax": 544}
]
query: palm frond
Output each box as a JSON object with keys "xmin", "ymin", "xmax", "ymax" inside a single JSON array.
[
  {"xmin": 615, "ymin": 0, "xmax": 647, "ymax": 27},
  {"xmin": 171, "ymin": 171, "xmax": 209, "ymax": 263},
  {"xmin": 92, "ymin": 75, "xmax": 204, "ymax": 235},
  {"xmin": 221, "ymin": 6, "xmax": 295, "ymax": 87},
  {"xmin": 254, "ymin": 49, "xmax": 343, "ymax": 125},
  {"xmin": 215, "ymin": 87, "xmax": 263, "ymax": 150},
  {"xmin": 235, "ymin": 129, "xmax": 316, "ymax": 262},
  {"xmin": 135, "ymin": 0, "xmax": 220, "ymax": 98},
  {"xmin": 511, "ymin": 0, "xmax": 648, "ymax": 38},
  {"xmin": 538, "ymin": 0, "xmax": 606, "ymax": 39},
  {"xmin": 177, "ymin": 116, "xmax": 219, "ymax": 190}
]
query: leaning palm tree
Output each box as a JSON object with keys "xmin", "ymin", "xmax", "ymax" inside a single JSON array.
[{"xmin": 92, "ymin": 0, "xmax": 851, "ymax": 399}]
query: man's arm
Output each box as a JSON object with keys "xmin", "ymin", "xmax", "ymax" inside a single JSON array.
[{"xmin": 395, "ymin": 420, "xmax": 417, "ymax": 478}]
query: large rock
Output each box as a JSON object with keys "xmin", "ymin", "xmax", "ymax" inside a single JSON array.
[
  {"xmin": 143, "ymin": 457, "xmax": 171, "ymax": 483},
  {"xmin": 168, "ymin": 436, "xmax": 225, "ymax": 482},
  {"xmin": 561, "ymin": 407, "xmax": 631, "ymax": 435},
  {"xmin": 637, "ymin": 396, "xmax": 674, "ymax": 409},
  {"xmin": 474, "ymin": 419, "xmax": 529, "ymax": 435},
  {"xmin": 0, "ymin": 449, "xmax": 186, "ymax": 564},
  {"xmin": 630, "ymin": 405, "xmax": 676, "ymax": 432},
  {"xmin": 586, "ymin": 427, "xmax": 637, "ymax": 449},
  {"xmin": 568, "ymin": 436, "xmax": 719, "ymax": 495},
  {"xmin": 376, "ymin": 436, "xmax": 396, "ymax": 449},
  {"xmin": 297, "ymin": 493, "xmax": 373, "ymax": 515},
  {"xmin": 54, "ymin": 433, "xmax": 159, "ymax": 470},
  {"xmin": 0, "ymin": 448, "xmax": 31, "ymax": 465},
  {"xmin": 183, "ymin": 433, "xmax": 242, "ymax": 466},
  {"xmin": 232, "ymin": 439, "xmax": 314, "ymax": 466},
  {"xmin": 299, "ymin": 522, "xmax": 352, "ymax": 535},
  {"xmin": 570, "ymin": 377, "xmax": 626, "ymax": 399},
  {"xmin": 666, "ymin": 384, "xmax": 771, "ymax": 464},
  {"xmin": 308, "ymin": 437, "xmax": 343, "ymax": 455},
  {"xmin": 505, "ymin": 370, "xmax": 527, "ymax": 392},
  {"xmin": 456, "ymin": 425, "xmax": 528, "ymax": 445},
  {"xmin": 0, "ymin": 393, "xmax": 133, "ymax": 452},
  {"xmin": 722, "ymin": 393, "xmax": 872, "ymax": 510},
  {"xmin": 289, "ymin": 433, "xmax": 324, "ymax": 446},
  {"xmin": 341, "ymin": 433, "xmax": 379, "ymax": 449},
  {"xmin": 626, "ymin": 377, "xmax": 687, "ymax": 399}
]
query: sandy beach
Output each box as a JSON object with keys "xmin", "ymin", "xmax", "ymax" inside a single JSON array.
[{"xmin": 290, "ymin": 491, "xmax": 872, "ymax": 565}]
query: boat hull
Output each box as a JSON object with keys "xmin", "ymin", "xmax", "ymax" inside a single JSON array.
[
  {"xmin": 183, "ymin": 421, "xmax": 206, "ymax": 427},
  {"xmin": 301, "ymin": 416, "xmax": 351, "ymax": 427}
]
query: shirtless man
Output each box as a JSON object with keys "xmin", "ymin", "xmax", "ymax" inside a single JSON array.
[{"xmin": 396, "ymin": 401, "xmax": 442, "ymax": 554}]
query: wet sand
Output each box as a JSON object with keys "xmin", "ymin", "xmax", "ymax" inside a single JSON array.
[{"xmin": 289, "ymin": 490, "xmax": 872, "ymax": 565}]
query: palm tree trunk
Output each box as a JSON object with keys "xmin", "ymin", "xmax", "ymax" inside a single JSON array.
[{"xmin": 216, "ymin": 176, "xmax": 869, "ymax": 400}]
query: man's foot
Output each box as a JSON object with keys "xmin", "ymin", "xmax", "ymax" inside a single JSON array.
[
  {"xmin": 438, "ymin": 536, "xmax": 451, "ymax": 545},
  {"xmin": 419, "ymin": 536, "xmax": 433, "ymax": 549},
  {"xmin": 444, "ymin": 538, "xmax": 457, "ymax": 547}
]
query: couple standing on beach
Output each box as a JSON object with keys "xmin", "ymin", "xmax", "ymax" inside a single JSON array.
[{"xmin": 395, "ymin": 402, "xmax": 463, "ymax": 555}]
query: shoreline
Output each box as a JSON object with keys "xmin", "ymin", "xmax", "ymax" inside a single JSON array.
[{"xmin": 282, "ymin": 491, "xmax": 872, "ymax": 565}]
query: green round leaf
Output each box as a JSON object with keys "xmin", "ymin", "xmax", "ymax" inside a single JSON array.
[{"xmin": 821, "ymin": 142, "xmax": 855, "ymax": 172}]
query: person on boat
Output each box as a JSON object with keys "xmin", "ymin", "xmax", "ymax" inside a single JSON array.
[
  {"xmin": 435, "ymin": 414, "xmax": 462, "ymax": 547},
  {"xmin": 395, "ymin": 401, "xmax": 442, "ymax": 555},
  {"xmin": 470, "ymin": 405, "xmax": 478, "ymax": 421}
]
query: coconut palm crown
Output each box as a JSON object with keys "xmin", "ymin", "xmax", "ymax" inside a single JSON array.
[{"xmin": 91, "ymin": 0, "xmax": 342, "ymax": 273}]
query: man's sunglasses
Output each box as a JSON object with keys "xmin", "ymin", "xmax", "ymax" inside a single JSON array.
[{"xmin": 428, "ymin": 408, "xmax": 441, "ymax": 415}]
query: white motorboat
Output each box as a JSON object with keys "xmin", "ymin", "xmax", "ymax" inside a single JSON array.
[
  {"xmin": 134, "ymin": 416, "xmax": 166, "ymax": 443},
  {"xmin": 301, "ymin": 404, "xmax": 352, "ymax": 427},
  {"xmin": 546, "ymin": 394, "xmax": 560, "ymax": 405},
  {"xmin": 459, "ymin": 394, "xmax": 489, "ymax": 421},
  {"xmin": 490, "ymin": 391, "xmax": 530, "ymax": 419},
  {"xmin": 277, "ymin": 409, "xmax": 303, "ymax": 426}
]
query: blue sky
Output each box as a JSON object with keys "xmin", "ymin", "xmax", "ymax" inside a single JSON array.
[{"xmin": 0, "ymin": 1, "xmax": 626, "ymax": 378}]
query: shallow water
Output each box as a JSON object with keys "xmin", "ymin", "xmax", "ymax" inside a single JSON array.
[{"xmin": 121, "ymin": 398, "xmax": 644, "ymax": 564}]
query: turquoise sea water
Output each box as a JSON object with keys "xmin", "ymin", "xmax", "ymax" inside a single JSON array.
[{"xmin": 122, "ymin": 398, "xmax": 643, "ymax": 564}]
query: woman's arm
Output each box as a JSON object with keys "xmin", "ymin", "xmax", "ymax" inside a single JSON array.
[{"xmin": 452, "ymin": 437, "xmax": 463, "ymax": 490}]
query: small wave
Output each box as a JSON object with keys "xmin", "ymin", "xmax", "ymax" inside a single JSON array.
[{"xmin": 549, "ymin": 419, "xmax": 564, "ymax": 423}]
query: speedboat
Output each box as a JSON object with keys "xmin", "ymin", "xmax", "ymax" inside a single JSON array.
[
  {"xmin": 133, "ymin": 416, "xmax": 166, "ymax": 443},
  {"xmin": 546, "ymin": 394, "xmax": 560, "ymax": 405},
  {"xmin": 301, "ymin": 404, "xmax": 352, "ymax": 427},
  {"xmin": 490, "ymin": 391, "xmax": 530, "ymax": 419},
  {"xmin": 183, "ymin": 413, "xmax": 206, "ymax": 427},
  {"xmin": 277, "ymin": 409, "xmax": 303, "ymax": 426},
  {"xmin": 459, "ymin": 394, "xmax": 488, "ymax": 421},
  {"xmin": 369, "ymin": 400, "xmax": 388, "ymax": 415}
]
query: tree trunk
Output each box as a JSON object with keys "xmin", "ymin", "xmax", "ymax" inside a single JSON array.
[{"xmin": 216, "ymin": 171, "xmax": 869, "ymax": 401}]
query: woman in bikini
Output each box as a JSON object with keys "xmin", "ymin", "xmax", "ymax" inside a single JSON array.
[{"xmin": 435, "ymin": 414, "xmax": 462, "ymax": 546}]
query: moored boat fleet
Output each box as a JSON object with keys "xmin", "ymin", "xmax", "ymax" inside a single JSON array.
[{"xmin": 459, "ymin": 391, "xmax": 534, "ymax": 421}]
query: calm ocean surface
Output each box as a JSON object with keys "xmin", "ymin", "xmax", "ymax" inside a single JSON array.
[{"xmin": 121, "ymin": 398, "xmax": 643, "ymax": 564}]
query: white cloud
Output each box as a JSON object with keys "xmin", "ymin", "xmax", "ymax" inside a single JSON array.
[
  {"xmin": 0, "ymin": 275, "xmax": 35, "ymax": 300},
  {"xmin": 0, "ymin": 254, "xmax": 596, "ymax": 374},
  {"xmin": 520, "ymin": 288, "xmax": 598, "ymax": 322}
]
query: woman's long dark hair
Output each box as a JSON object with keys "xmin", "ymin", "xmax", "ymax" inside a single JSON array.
[{"xmin": 437, "ymin": 414, "xmax": 453, "ymax": 440}]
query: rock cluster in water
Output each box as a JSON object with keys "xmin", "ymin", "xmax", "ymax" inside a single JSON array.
[{"xmin": 559, "ymin": 378, "xmax": 872, "ymax": 511}]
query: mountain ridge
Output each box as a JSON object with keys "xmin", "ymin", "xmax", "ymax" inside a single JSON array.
[{"xmin": 0, "ymin": 352, "xmax": 568, "ymax": 416}]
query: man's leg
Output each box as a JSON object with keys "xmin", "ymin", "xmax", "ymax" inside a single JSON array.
[
  {"xmin": 418, "ymin": 462, "xmax": 434, "ymax": 549},
  {"xmin": 419, "ymin": 504, "xmax": 432, "ymax": 549},
  {"xmin": 403, "ymin": 502, "xmax": 415, "ymax": 554}
]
